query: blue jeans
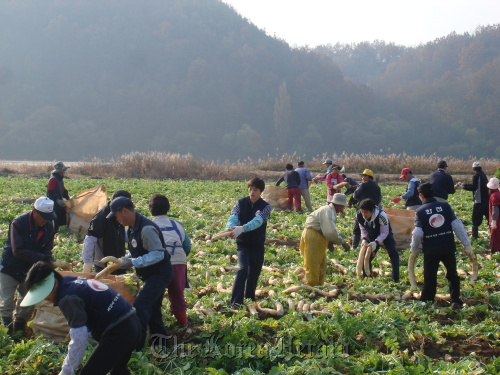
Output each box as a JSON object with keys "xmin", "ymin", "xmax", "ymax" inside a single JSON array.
[
  {"xmin": 134, "ymin": 266, "xmax": 172, "ymax": 350},
  {"xmin": 230, "ymin": 244, "xmax": 265, "ymax": 306}
]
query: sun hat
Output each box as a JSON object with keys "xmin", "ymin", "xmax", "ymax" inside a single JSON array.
[
  {"xmin": 34, "ymin": 197, "xmax": 56, "ymax": 220},
  {"xmin": 331, "ymin": 193, "xmax": 348, "ymax": 207},
  {"xmin": 487, "ymin": 177, "xmax": 499, "ymax": 190},
  {"xmin": 323, "ymin": 158, "xmax": 333, "ymax": 165},
  {"xmin": 472, "ymin": 161, "xmax": 481, "ymax": 168},
  {"xmin": 20, "ymin": 273, "xmax": 55, "ymax": 307},
  {"xmin": 106, "ymin": 196, "xmax": 133, "ymax": 218},
  {"xmin": 359, "ymin": 169, "xmax": 374, "ymax": 177},
  {"xmin": 399, "ymin": 168, "xmax": 411, "ymax": 179},
  {"xmin": 52, "ymin": 161, "xmax": 70, "ymax": 174}
]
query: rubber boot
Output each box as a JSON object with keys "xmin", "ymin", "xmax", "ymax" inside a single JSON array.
[
  {"xmin": 13, "ymin": 319, "xmax": 26, "ymax": 339},
  {"xmin": 173, "ymin": 311, "xmax": 188, "ymax": 327},
  {"xmin": 472, "ymin": 226, "xmax": 479, "ymax": 239},
  {"xmin": 352, "ymin": 234, "xmax": 361, "ymax": 249},
  {"xmin": 2, "ymin": 317, "xmax": 13, "ymax": 336}
]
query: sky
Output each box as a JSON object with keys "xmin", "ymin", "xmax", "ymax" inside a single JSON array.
[{"xmin": 221, "ymin": 0, "xmax": 500, "ymax": 47}]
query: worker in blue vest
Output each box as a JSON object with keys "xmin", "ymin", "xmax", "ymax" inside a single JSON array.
[{"xmin": 21, "ymin": 261, "xmax": 141, "ymax": 375}]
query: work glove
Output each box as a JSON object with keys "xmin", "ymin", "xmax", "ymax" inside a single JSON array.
[
  {"xmin": 341, "ymin": 241, "xmax": 351, "ymax": 251},
  {"xmin": 360, "ymin": 240, "xmax": 369, "ymax": 248},
  {"xmin": 83, "ymin": 262, "xmax": 93, "ymax": 273},
  {"xmin": 464, "ymin": 244, "xmax": 473, "ymax": 255},
  {"xmin": 56, "ymin": 199, "xmax": 65, "ymax": 207},
  {"xmin": 230, "ymin": 226, "xmax": 244, "ymax": 239},
  {"xmin": 492, "ymin": 220, "xmax": 497, "ymax": 229},
  {"xmin": 118, "ymin": 257, "xmax": 134, "ymax": 270},
  {"xmin": 392, "ymin": 197, "xmax": 402, "ymax": 204},
  {"xmin": 59, "ymin": 371, "xmax": 70, "ymax": 375},
  {"xmin": 454, "ymin": 182, "xmax": 463, "ymax": 190},
  {"xmin": 368, "ymin": 241, "xmax": 378, "ymax": 252}
]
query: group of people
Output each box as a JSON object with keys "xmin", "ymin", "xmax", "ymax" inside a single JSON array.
[{"xmin": 1, "ymin": 159, "xmax": 499, "ymax": 374}]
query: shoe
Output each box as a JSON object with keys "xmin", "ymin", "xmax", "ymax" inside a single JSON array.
[{"xmin": 451, "ymin": 302, "xmax": 463, "ymax": 310}]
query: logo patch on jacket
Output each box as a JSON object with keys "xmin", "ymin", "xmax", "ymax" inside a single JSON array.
[
  {"xmin": 87, "ymin": 279, "xmax": 108, "ymax": 292},
  {"xmin": 131, "ymin": 239, "xmax": 137, "ymax": 248},
  {"xmin": 429, "ymin": 214, "xmax": 445, "ymax": 228}
]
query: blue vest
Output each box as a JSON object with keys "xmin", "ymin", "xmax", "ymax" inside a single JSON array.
[
  {"xmin": 415, "ymin": 198, "xmax": 456, "ymax": 250},
  {"xmin": 236, "ymin": 197, "xmax": 269, "ymax": 246},
  {"xmin": 405, "ymin": 178, "xmax": 422, "ymax": 207},
  {"xmin": 56, "ymin": 276, "xmax": 134, "ymax": 341},
  {"xmin": 128, "ymin": 213, "xmax": 170, "ymax": 279}
]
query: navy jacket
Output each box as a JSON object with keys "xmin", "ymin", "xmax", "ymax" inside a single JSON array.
[
  {"xmin": 429, "ymin": 169, "xmax": 455, "ymax": 200},
  {"xmin": 1, "ymin": 212, "xmax": 54, "ymax": 282},
  {"xmin": 415, "ymin": 198, "xmax": 456, "ymax": 251}
]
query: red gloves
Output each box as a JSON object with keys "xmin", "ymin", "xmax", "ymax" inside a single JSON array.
[{"xmin": 392, "ymin": 197, "xmax": 402, "ymax": 204}]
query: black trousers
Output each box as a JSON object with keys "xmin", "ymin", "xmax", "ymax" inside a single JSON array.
[
  {"xmin": 231, "ymin": 243, "xmax": 265, "ymax": 306},
  {"xmin": 80, "ymin": 313, "xmax": 141, "ymax": 375},
  {"xmin": 421, "ymin": 246, "xmax": 461, "ymax": 304},
  {"xmin": 472, "ymin": 202, "xmax": 489, "ymax": 227}
]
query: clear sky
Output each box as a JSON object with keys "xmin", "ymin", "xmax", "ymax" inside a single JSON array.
[{"xmin": 221, "ymin": 0, "xmax": 499, "ymax": 47}]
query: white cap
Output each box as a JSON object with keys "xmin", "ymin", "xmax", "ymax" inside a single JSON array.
[
  {"xmin": 487, "ymin": 177, "xmax": 499, "ymax": 190},
  {"xmin": 34, "ymin": 197, "xmax": 56, "ymax": 220},
  {"xmin": 472, "ymin": 161, "xmax": 481, "ymax": 168}
]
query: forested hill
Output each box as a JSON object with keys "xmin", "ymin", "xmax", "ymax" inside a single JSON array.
[{"xmin": 0, "ymin": 1, "xmax": 498, "ymax": 161}]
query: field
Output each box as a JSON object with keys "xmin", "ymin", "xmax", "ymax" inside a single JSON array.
[{"xmin": 0, "ymin": 175, "xmax": 499, "ymax": 375}]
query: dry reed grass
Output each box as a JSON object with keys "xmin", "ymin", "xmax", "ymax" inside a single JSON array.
[{"xmin": 0, "ymin": 152, "xmax": 498, "ymax": 181}]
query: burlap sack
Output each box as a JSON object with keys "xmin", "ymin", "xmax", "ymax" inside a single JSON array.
[
  {"xmin": 262, "ymin": 186, "xmax": 288, "ymax": 210},
  {"xmin": 385, "ymin": 208, "xmax": 416, "ymax": 251},
  {"xmin": 32, "ymin": 272, "xmax": 139, "ymax": 343},
  {"xmin": 65, "ymin": 185, "xmax": 108, "ymax": 234}
]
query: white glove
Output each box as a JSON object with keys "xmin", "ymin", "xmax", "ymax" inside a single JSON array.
[
  {"xmin": 59, "ymin": 371, "xmax": 70, "ymax": 375},
  {"xmin": 56, "ymin": 199, "xmax": 65, "ymax": 207},
  {"xmin": 230, "ymin": 226, "xmax": 244, "ymax": 239},
  {"xmin": 83, "ymin": 262, "xmax": 93, "ymax": 273},
  {"xmin": 368, "ymin": 241, "xmax": 378, "ymax": 252},
  {"xmin": 464, "ymin": 244, "xmax": 473, "ymax": 255},
  {"xmin": 360, "ymin": 240, "xmax": 369, "ymax": 248},
  {"xmin": 410, "ymin": 248, "xmax": 421, "ymax": 257},
  {"xmin": 492, "ymin": 220, "xmax": 497, "ymax": 229}
]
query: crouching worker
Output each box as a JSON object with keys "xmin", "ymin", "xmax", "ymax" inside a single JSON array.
[
  {"xmin": 21, "ymin": 261, "xmax": 141, "ymax": 375},
  {"xmin": 299, "ymin": 193, "xmax": 350, "ymax": 286},
  {"xmin": 357, "ymin": 198, "xmax": 400, "ymax": 282}
]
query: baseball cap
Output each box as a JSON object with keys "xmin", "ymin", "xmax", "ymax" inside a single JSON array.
[
  {"xmin": 20, "ymin": 273, "xmax": 55, "ymax": 306},
  {"xmin": 323, "ymin": 158, "xmax": 333, "ymax": 165},
  {"xmin": 472, "ymin": 162, "xmax": 481, "ymax": 168},
  {"xmin": 399, "ymin": 168, "xmax": 411, "ymax": 179},
  {"xmin": 106, "ymin": 196, "xmax": 132, "ymax": 218},
  {"xmin": 359, "ymin": 169, "xmax": 373, "ymax": 177},
  {"xmin": 34, "ymin": 197, "xmax": 56, "ymax": 221},
  {"xmin": 437, "ymin": 160, "xmax": 448, "ymax": 168}
]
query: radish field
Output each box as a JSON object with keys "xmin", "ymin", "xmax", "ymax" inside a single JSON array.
[{"xmin": 0, "ymin": 176, "xmax": 499, "ymax": 375}]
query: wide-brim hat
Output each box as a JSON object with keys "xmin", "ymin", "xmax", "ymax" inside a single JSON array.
[
  {"xmin": 331, "ymin": 193, "xmax": 348, "ymax": 207},
  {"xmin": 52, "ymin": 161, "xmax": 70, "ymax": 174},
  {"xmin": 20, "ymin": 273, "xmax": 55, "ymax": 306},
  {"xmin": 359, "ymin": 169, "xmax": 373, "ymax": 177},
  {"xmin": 487, "ymin": 177, "xmax": 499, "ymax": 190}
]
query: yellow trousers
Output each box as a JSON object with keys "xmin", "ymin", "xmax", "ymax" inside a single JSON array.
[{"xmin": 299, "ymin": 227, "xmax": 329, "ymax": 286}]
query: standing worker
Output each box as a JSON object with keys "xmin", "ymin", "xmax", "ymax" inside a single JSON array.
[
  {"xmin": 149, "ymin": 193, "xmax": 191, "ymax": 327},
  {"xmin": 462, "ymin": 162, "xmax": 489, "ymax": 238},
  {"xmin": 106, "ymin": 196, "xmax": 173, "ymax": 350},
  {"xmin": 295, "ymin": 161, "xmax": 313, "ymax": 212},
  {"xmin": 276, "ymin": 163, "xmax": 302, "ymax": 212},
  {"xmin": 410, "ymin": 183, "xmax": 472, "ymax": 309},
  {"xmin": 21, "ymin": 261, "xmax": 141, "ymax": 375},
  {"xmin": 326, "ymin": 164, "xmax": 344, "ymax": 203},
  {"xmin": 0, "ymin": 197, "xmax": 56, "ymax": 337},
  {"xmin": 81, "ymin": 190, "xmax": 132, "ymax": 274},
  {"xmin": 299, "ymin": 193, "xmax": 350, "ymax": 286},
  {"xmin": 392, "ymin": 168, "xmax": 422, "ymax": 210},
  {"xmin": 226, "ymin": 178, "xmax": 272, "ymax": 307},
  {"xmin": 487, "ymin": 177, "xmax": 500, "ymax": 253},
  {"xmin": 313, "ymin": 158, "xmax": 333, "ymax": 183},
  {"xmin": 429, "ymin": 160, "xmax": 455, "ymax": 202},
  {"xmin": 351, "ymin": 169, "xmax": 382, "ymax": 248},
  {"xmin": 47, "ymin": 161, "xmax": 70, "ymax": 232}
]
